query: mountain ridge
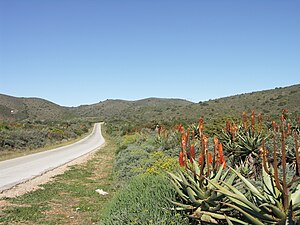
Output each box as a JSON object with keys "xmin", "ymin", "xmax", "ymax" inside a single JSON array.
[{"xmin": 1, "ymin": 84, "xmax": 299, "ymax": 122}]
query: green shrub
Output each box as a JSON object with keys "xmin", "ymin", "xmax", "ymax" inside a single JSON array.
[
  {"xmin": 0, "ymin": 121, "xmax": 92, "ymax": 151},
  {"xmin": 142, "ymin": 151, "xmax": 179, "ymax": 175},
  {"xmin": 100, "ymin": 174, "xmax": 188, "ymax": 225},
  {"xmin": 113, "ymin": 146, "xmax": 150, "ymax": 182}
]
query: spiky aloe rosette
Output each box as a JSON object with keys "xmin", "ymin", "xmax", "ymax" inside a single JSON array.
[
  {"xmin": 209, "ymin": 113, "xmax": 300, "ymax": 225},
  {"xmin": 218, "ymin": 111, "xmax": 266, "ymax": 180},
  {"xmin": 219, "ymin": 111, "xmax": 265, "ymax": 160},
  {"xmin": 169, "ymin": 119, "xmax": 246, "ymax": 224},
  {"xmin": 169, "ymin": 112, "xmax": 300, "ymax": 224}
]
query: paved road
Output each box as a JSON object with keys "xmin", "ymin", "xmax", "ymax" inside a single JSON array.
[{"xmin": 0, "ymin": 123, "xmax": 105, "ymax": 192}]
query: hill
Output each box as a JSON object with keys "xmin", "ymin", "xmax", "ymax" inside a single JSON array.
[
  {"xmin": 73, "ymin": 84, "xmax": 300, "ymax": 125},
  {"xmin": 0, "ymin": 94, "xmax": 74, "ymax": 121},
  {"xmin": 0, "ymin": 84, "xmax": 299, "ymax": 123},
  {"xmin": 72, "ymin": 98, "xmax": 193, "ymax": 123}
]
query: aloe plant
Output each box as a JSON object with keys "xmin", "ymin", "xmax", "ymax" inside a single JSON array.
[
  {"xmin": 220, "ymin": 111, "xmax": 265, "ymax": 159},
  {"xmin": 168, "ymin": 161, "xmax": 247, "ymax": 224},
  {"xmin": 209, "ymin": 114, "xmax": 300, "ymax": 225},
  {"xmin": 170, "ymin": 113, "xmax": 300, "ymax": 224},
  {"xmin": 218, "ymin": 111, "xmax": 267, "ymax": 180},
  {"xmin": 170, "ymin": 120, "xmax": 246, "ymax": 224},
  {"xmin": 208, "ymin": 166, "xmax": 300, "ymax": 225}
]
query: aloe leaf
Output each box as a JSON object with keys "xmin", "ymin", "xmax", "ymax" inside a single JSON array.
[
  {"xmin": 207, "ymin": 178, "xmax": 260, "ymax": 212},
  {"xmin": 259, "ymin": 203, "xmax": 286, "ymax": 219},
  {"xmin": 192, "ymin": 158, "xmax": 201, "ymax": 177},
  {"xmin": 226, "ymin": 169, "xmax": 238, "ymax": 186},
  {"xmin": 215, "ymin": 184, "xmax": 277, "ymax": 222},
  {"xmin": 286, "ymin": 202, "xmax": 293, "ymax": 225},
  {"xmin": 171, "ymin": 176, "xmax": 184, "ymax": 190},
  {"xmin": 191, "ymin": 210, "xmax": 249, "ymax": 225},
  {"xmin": 230, "ymin": 167, "xmax": 265, "ymax": 201},
  {"xmin": 208, "ymin": 212, "xmax": 250, "ymax": 225},
  {"xmin": 185, "ymin": 177, "xmax": 205, "ymax": 199},
  {"xmin": 167, "ymin": 172, "xmax": 183, "ymax": 183},
  {"xmin": 211, "ymin": 164, "xmax": 224, "ymax": 182},
  {"xmin": 223, "ymin": 202, "xmax": 265, "ymax": 225},
  {"xmin": 225, "ymin": 215, "xmax": 235, "ymax": 225},
  {"xmin": 186, "ymin": 187, "xmax": 201, "ymax": 206},
  {"xmin": 292, "ymin": 201, "xmax": 300, "ymax": 212},
  {"xmin": 179, "ymin": 170, "xmax": 190, "ymax": 187},
  {"xmin": 222, "ymin": 180, "xmax": 248, "ymax": 201},
  {"xmin": 169, "ymin": 179, "xmax": 189, "ymax": 201},
  {"xmin": 291, "ymin": 183, "xmax": 300, "ymax": 206},
  {"xmin": 168, "ymin": 199, "xmax": 195, "ymax": 210},
  {"xmin": 293, "ymin": 209, "xmax": 300, "ymax": 216},
  {"xmin": 262, "ymin": 167, "xmax": 278, "ymax": 202},
  {"xmin": 198, "ymin": 214, "xmax": 218, "ymax": 223}
]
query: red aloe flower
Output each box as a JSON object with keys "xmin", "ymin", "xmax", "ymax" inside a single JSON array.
[
  {"xmin": 220, "ymin": 156, "xmax": 226, "ymax": 169},
  {"xmin": 287, "ymin": 123, "xmax": 291, "ymax": 135},
  {"xmin": 177, "ymin": 124, "xmax": 182, "ymax": 132},
  {"xmin": 199, "ymin": 153, "xmax": 203, "ymax": 165},
  {"xmin": 190, "ymin": 144, "xmax": 195, "ymax": 162},
  {"xmin": 232, "ymin": 124, "xmax": 238, "ymax": 139},
  {"xmin": 177, "ymin": 124, "xmax": 184, "ymax": 134},
  {"xmin": 218, "ymin": 143, "xmax": 226, "ymax": 168},
  {"xmin": 218, "ymin": 143, "xmax": 224, "ymax": 159},
  {"xmin": 208, "ymin": 151, "xmax": 213, "ymax": 164},
  {"xmin": 198, "ymin": 118, "xmax": 204, "ymax": 137},
  {"xmin": 226, "ymin": 120, "xmax": 232, "ymax": 132},
  {"xmin": 213, "ymin": 137, "xmax": 218, "ymax": 163},
  {"xmin": 179, "ymin": 151, "xmax": 184, "ymax": 167},
  {"xmin": 181, "ymin": 134, "xmax": 188, "ymax": 151},
  {"xmin": 251, "ymin": 110, "xmax": 255, "ymax": 132},
  {"xmin": 258, "ymin": 113, "xmax": 262, "ymax": 133}
]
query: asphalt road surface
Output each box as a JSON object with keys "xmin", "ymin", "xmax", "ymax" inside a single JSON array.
[{"xmin": 0, "ymin": 123, "xmax": 105, "ymax": 192}]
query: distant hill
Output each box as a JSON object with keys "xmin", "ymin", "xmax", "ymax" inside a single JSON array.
[
  {"xmin": 1, "ymin": 84, "xmax": 299, "ymax": 123},
  {"xmin": 73, "ymin": 84, "xmax": 300, "ymax": 124},
  {"xmin": 0, "ymin": 94, "xmax": 74, "ymax": 121},
  {"xmin": 72, "ymin": 98, "xmax": 193, "ymax": 123}
]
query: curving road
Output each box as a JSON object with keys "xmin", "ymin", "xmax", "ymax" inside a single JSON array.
[{"xmin": 0, "ymin": 123, "xmax": 105, "ymax": 192}]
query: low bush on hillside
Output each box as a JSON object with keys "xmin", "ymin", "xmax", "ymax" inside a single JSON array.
[
  {"xmin": 113, "ymin": 129, "xmax": 181, "ymax": 183},
  {"xmin": 100, "ymin": 173, "xmax": 188, "ymax": 225},
  {"xmin": 0, "ymin": 120, "xmax": 91, "ymax": 151}
]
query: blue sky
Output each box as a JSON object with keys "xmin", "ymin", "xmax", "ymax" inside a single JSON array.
[{"xmin": 0, "ymin": 0, "xmax": 299, "ymax": 106}]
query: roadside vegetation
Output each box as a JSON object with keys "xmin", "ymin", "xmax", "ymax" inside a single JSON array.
[
  {"xmin": 1, "ymin": 109, "xmax": 299, "ymax": 224},
  {"xmin": 102, "ymin": 109, "xmax": 299, "ymax": 224},
  {"xmin": 100, "ymin": 125, "xmax": 188, "ymax": 224},
  {"xmin": 0, "ymin": 120, "xmax": 92, "ymax": 161},
  {"xmin": 1, "ymin": 85, "xmax": 300, "ymax": 224}
]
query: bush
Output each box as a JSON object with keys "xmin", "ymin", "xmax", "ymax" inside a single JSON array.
[
  {"xmin": 0, "ymin": 121, "xmax": 92, "ymax": 151},
  {"xmin": 114, "ymin": 146, "xmax": 150, "ymax": 182},
  {"xmin": 143, "ymin": 151, "xmax": 179, "ymax": 175},
  {"xmin": 113, "ymin": 130, "xmax": 181, "ymax": 182},
  {"xmin": 100, "ymin": 174, "xmax": 188, "ymax": 225}
]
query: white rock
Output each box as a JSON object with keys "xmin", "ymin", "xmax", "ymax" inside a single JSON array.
[{"xmin": 95, "ymin": 189, "xmax": 109, "ymax": 195}]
